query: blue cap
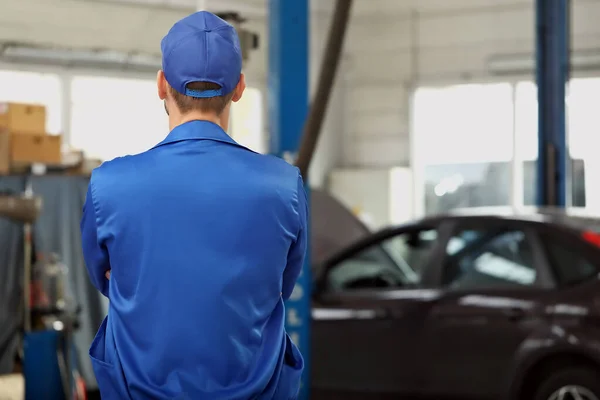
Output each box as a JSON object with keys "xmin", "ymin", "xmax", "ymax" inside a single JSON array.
[{"xmin": 161, "ymin": 11, "xmax": 243, "ymax": 98}]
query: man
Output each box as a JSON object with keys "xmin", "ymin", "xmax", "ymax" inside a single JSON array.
[{"xmin": 81, "ymin": 11, "xmax": 307, "ymax": 400}]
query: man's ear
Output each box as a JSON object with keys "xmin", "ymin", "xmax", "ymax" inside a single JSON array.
[
  {"xmin": 231, "ymin": 74, "xmax": 246, "ymax": 103},
  {"xmin": 157, "ymin": 70, "xmax": 168, "ymax": 100}
]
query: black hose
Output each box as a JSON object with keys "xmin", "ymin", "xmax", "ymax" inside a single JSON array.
[{"xmin": 295, "ymin": 0, "xmax": 354, "ymax": 178}]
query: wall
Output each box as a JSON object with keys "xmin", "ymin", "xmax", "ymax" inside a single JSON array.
[
  {"xmin": 0, "ymin": 0, "xmax": 345, "ymax": 188},
  {"xmin": 308, "ymin": 5, "xmax": 346, "ymax": 188},
  {"xmin": 343, "ymin": 0, "xmax": 600, "ymax": 169},
  {"xmin": 329, "ymin": 167, "xmax": 413, "ymax": 229}
]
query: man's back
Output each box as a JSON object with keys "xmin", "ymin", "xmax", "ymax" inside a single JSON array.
[{"xmin": 83, "ymin": 121, "xmax": 306, "ymax": 399}]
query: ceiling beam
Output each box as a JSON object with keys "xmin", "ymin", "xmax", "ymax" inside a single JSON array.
[{"xmin": 82, "ymin": 0, "xmax": 334, "ymax": 19}]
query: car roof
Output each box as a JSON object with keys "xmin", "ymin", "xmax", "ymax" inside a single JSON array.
[{"xmin": 414, "ymin": 206, "xmax": 600, "ymax": 232}]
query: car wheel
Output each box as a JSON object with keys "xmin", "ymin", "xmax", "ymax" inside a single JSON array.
[{"xmin": 533, "ymin": 367, "xmax": 600, "ymax": 400}]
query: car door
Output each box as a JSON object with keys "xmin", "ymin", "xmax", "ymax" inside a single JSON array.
[
  {"xmin": 422, "ymin": 218, "xmax": 554, "ymax": 400},
  {"xmin": 311, "ymin": 222, "xmax": 453, "ymax": 397}
]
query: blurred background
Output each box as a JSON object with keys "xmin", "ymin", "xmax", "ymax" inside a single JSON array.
[{"xmin": 0, "ymin": 0, "xmax": 598, "ymax": 400}]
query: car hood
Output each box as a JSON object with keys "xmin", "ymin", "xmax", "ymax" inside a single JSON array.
[{"xmin": 310, "ymin": 188, "xmax": 371, "ymax": 266}]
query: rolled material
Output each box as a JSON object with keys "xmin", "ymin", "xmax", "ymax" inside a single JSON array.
[{"xmin": 0, "ymin": 196, "xmax": 42, "ymax": 224}]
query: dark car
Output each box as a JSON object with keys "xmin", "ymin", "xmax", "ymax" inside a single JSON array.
[{"xmin": 310, "ymin": 207, "xmax": 600, "ymax": 400}]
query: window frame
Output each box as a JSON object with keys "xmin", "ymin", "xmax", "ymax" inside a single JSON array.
[{"xmin": 429, "ymin": 218, "xmax": 556, "ymax": 292}]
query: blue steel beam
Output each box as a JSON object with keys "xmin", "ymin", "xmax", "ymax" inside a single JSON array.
[
  {"xmin": 535, "ymin": 0, "xmax": 571, "ymax": 207},
  {"xmin": 268, "ymin": 1, "xmax": 311, "ymax": 399}
]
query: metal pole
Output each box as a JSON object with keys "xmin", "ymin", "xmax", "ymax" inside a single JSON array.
[
  {"xmin": 535, "ymin": 0, "xmax": 570, "ymax": 208},
  {"xmin": 23, "ymin": 179, "xmax": 34, "ymax": 333},
  {"xmin": 60, "ymin": 74, "xmax": 73, "ymax": 145},
  {"xmin": 268, "ymin": 1, "xmax": 310, "ymax": 399},
  {"xmin": 23, "ymin": 222, "xmax": 32, "ymax": 333}
]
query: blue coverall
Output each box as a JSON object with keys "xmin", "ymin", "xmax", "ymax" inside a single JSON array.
[{"xmin": 81, "ymin": 120, "xmax": 307, "ymax": 399}]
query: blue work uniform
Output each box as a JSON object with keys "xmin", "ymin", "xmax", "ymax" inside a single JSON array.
[{"xmin": 81, "ymin": 120, "xmax": 307, "ymax": 399}]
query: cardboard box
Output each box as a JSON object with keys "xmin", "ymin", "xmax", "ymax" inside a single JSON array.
[
  {"xmin": 11, "ymin": 133, "xmax": 61, "ymax": 165},
  {"xmin": 0, "ymin": 130, "xmax": 9, "ymax": 175},
  {"xmin": 0, "ymin": 102, "xmax": 46, "ymax": 134},
  {"xmin": 0, "ymin": 373, "xmax": 24, "ymax": 400}
]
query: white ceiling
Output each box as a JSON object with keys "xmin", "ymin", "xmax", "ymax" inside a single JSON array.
[
  {"xmin": 81, "ymin": 0, "xmax": 340, "ymax": 18},
  {"xmin": 61, "ymin": 0, "xmax": 537, "ymax": 19},
  {"xmin": 0, "ymin": 0, "xmax": 537, "ymax": 57},
  {"xmin": 85, "ymin": 0, "xmax": 269, "ymax": 18}
]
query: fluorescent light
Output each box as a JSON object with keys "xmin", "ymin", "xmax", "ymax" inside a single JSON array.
[
  {"xmin": 0, "ymin": 44, "xmax": 161, "ymax": 72},
  {"xmin": 488, "ymin": 50, "xmax": 600, "ymax": 75}
]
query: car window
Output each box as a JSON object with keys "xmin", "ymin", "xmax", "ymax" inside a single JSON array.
[
  {"xmin": 542, "ymin": 236, "xmax": 598, "ymax": 286},
  {"xmin": 442, "ymin": 229, "xmax": 537, "ymax": 290},
  {"xmin": 327, "ymin": 229, "xmax": 438, "ymax": 292}
]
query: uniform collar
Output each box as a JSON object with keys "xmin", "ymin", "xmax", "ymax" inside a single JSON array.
[{"xmin": 152, "ymin": 120, "xmax": 244, "ymax": 149}]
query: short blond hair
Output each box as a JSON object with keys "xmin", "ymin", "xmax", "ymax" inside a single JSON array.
[{"xmin": 169, "ymin": 81, "xmax": 234, "ymax": 115}]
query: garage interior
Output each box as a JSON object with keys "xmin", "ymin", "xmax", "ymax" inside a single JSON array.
[{"xmin": 1, "ymin": 0, "xmax": 599, "ymax": 399}]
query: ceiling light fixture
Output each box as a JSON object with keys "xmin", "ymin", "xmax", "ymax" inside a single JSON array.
[
  {"xmin": 488, "ymin": 50, "xmax": 600, "ymax": 75},
  {"xmin": 0, "ymin": 43, "xmax": 162, "ymax": 72}
]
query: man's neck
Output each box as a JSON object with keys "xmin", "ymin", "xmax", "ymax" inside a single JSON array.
[{"xmin": 169, "ymin": 112, "xmax": 224, "ymax": 132}]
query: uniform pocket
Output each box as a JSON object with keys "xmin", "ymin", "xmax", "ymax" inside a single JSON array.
[
  {"xmin": 89, "ymin": 316, "xmax": 121, "ymax": 400},
  {"xmin": 90, "ymin": 357, "xmax": 120, "ymax": 400},
  {"xmin": 274, "ymin": 334, "xmax": 304, "ymax": 400},
  {"xmin": 90, "ymin": 316, "xmax": 111, "ymax": 366}
]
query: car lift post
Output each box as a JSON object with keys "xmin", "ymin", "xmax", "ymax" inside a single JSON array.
[
  {"xmin": 268, "ymin": 1, "xmax": 311, "ymax": 399},
  {"xmin": 535, "ymin": 0, "xmax": 571, "ymax": 208}
]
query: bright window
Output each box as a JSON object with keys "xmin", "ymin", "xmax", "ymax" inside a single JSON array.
[
  {"xmin": 567, "ymin": 78, "xmax": 600, "ymax": 209},
  {"xmin": 0, "ymin": 69, "xmax": 62, "ymax": 134},
  {"xmin": 70, "ymin": 76, "xmax": 168, "ymax": 161},
  {"xmin": 413, "ymin": 83, "xmax": 514, "ymax": 214},
  {"xmin": 568, "ymin": 78, "xmax": 600, "ymax": 159},
  {"xmin": 414, "ymin": 83, "xmax": 514, "ymax": 165},
  {"xmin": 514, "ymin": 81, "xmax": 538, "ymax": 161},
  {"xmin": 229, "ymin": 87, "xmax": 264, "ymax": 153}
]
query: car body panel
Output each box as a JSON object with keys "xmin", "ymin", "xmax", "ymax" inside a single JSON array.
[
  {"xmin": 310, "ymin": 210, "xmax": 600, "ymax": 398},
  {"xmin": 312, "ymin": 288, "xmax": 440, "ymax": 394},
  {"xmin": 423, "ymin": 289, "xmax": 555, "ymax": 399}
]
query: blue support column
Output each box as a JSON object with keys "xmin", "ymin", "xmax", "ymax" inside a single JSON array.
[
  {"xmin": 268, "ymin": 1, "xmax": 311, "ymax": 399},
  {"xmin": 535, "ymin": 0, "xmax": 570, "ymax": 207}
]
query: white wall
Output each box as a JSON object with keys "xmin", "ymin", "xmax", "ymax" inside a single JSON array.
[
  {"xmin": 329, "ymin": 167, "xmax": 413, "ymax": 230},
  {"xmin": 0, "ymin": 0, "xmax": 185, "ymax": 54},
  {"xmin": 343, "ymin": 0, "xmax": 600, "ymax": 168},
  {"xmin": 308, "ymin": 6, "xmax": 346, "ymax": 188}
]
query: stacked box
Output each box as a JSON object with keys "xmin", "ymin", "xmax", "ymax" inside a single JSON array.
[{"xmin": 0, "ymin": 102, "xmax": 62, "ymax": 174}]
